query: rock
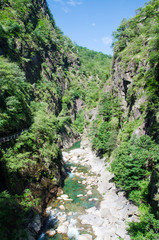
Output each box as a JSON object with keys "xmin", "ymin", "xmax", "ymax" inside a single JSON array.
[
  {"xmin": 46, "ymin": 206, "xmax": 52, "ymax": 214},
  {"xmin": 78, "ymin": 214, "xmax": 103, "ymax": 227},
  {"xmin": 86, "ymin": 206, "xmax": 97, "ymax": 213},
  {"xmin": 65, "ymin": 198, "xmax": 73, "ymax": 201},
  {"xmin": 28, "ymin": 214, "xmax": 41, "ymax": 234},
  {"xmin": 78, "ymin": 234, "xmax": 92, "ymax": 240},
  {"xmin": 82, "ymin": 180, "xmax": 87, "ymax": 185},
  {"xmin": 87, "ymin": 190, "xmax": 92, "ymax": 195},
  {"xmin": 67, "ymin": 212, "xmax": 73, "ymax": 216},
  {"xmin": 88, "ymin": 198, "xmax": 93, "ymax": 201},
  {"xmin": 61, "ymin": 194, "xmax": 69, "ymax": 199},
  {"xmin": 93, "ymin": 198, "xmax": 98, "ymax": 201},
  {"xmin": 60, "ymin": 194, "xmax": 73, "ymax": 201},
  {"xmin": 63, "ymin": 221, "xmax": 69, "ymax": 226},
  {"xmin": 59, "ymin": 205, "xmax": 65, "ymax": 210},
  {"xmin": 57, "ymin": 215, "xmax": 67, "ymax": 223},
  {"xmin": 46, "ymin": 229, "xmax": 56, "ymax": 237},
  {"xmin": 57, "ymin": 188, "xmax": 64, "ymax": 195},
  {"xmin": 115, "ymin": 227, "xmax": 127, "ymax": 239},
  {"xmin": 100, "ymin": 208, "xmax": 112, "ymax": 218},
  {"xmin": 77, "ymin": 194, "xmax": 83, "ymax": 197},
  {"xmin": 56, "ymin": 225, "xmax": 68, "ymax": 234}
]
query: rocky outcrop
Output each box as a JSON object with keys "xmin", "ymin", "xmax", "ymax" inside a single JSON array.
[{"xmin": 111, "ymin": 55, "xmax": 149, "ymax": 126}]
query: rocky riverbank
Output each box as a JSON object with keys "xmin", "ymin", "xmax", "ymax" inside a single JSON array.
[
  {"xmin": 40, "ymin": 138, "xmax": 139, "ymax": 240},
  {"xmin": 63, "ymin": 139, "xmax": 139, "ymax": 240}
]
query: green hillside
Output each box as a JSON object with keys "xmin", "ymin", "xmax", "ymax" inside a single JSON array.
[{"xmin": 0, "ymin": 0, "xmax": 158, "ymax": 239}]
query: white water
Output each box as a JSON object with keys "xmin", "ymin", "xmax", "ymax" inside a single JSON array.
[
  {"xmin": 38, "ymin": 233, "xmax": 45, "ymax": 240},
  {"xmin": 67, "ymin": 219, "xmax": 79, "ymax": 239}
]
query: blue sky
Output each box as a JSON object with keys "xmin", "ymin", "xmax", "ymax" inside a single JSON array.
[{"xmin": 47, "ymin": 0, "xmax": 148, "ymax": 55}]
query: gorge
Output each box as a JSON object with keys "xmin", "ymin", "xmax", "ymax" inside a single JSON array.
[{"xmin": 0, "ymin": 0, "xmax": 159, "ymax": 239}]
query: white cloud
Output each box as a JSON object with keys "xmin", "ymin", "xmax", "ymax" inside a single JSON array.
[
  {"xmin": 53, "ymin": 0, "xmax": 65, "ymax": 5},
  {"xmin": 101, "ymin": 37, "xmax": 113, "ymax": 45},
  {"xmin": 62, "ymin": 6, "xmax": 69, "ymax": 13},
  {"xmin": 67, "ymin": 0, "xmax": 83, "ymax": 6},
  {"xmin": 92, "ymin": 23, "xmax": 96, "ymax": 27},
  {"xmin": 53, "ymin": 0, "xmax": 82, "ymax": 13}
]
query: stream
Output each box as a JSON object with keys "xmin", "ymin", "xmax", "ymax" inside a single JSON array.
[
  {"xmin": 38, "ymin": 141, "xmax": 102, "ymax": 240},
  {"xmin": 38, "ymin": 140, "xmax": 139, "ymax": 240}
]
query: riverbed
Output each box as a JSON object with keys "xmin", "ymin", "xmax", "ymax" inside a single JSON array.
[{"xmin": 39, "ymin": 139, "xmax": 139, "ymax": 240}]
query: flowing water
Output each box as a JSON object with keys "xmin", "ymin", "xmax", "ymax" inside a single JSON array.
[{"xmin": 38, "ymin": 141, "xmax": 102, "ymax": 240}]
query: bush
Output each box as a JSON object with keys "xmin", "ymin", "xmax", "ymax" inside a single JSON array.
[{"xmin": 111, "ymin": 135, "xmax": 159, "ymax": 196}]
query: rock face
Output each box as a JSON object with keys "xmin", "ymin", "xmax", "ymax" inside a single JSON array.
[
  {"xmin": 110, "ymin": 3, "xmax": 158, "ymax": 141},
  {"xmin": 111, "ymin": 55, "xmax": 148, "ymax": 131},
  {"xmin": 0, "ymin": 1, "xmax": 80, "ymax": 239},
  {"xmin": 26, "ymin": 214, "xmax": 42, "ymax": 240}
]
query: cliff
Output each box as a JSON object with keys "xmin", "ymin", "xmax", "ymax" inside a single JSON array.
[
  {"xmin": 90, "ymin": 1, "xmax": 159, "ymax": 239},
  {"xmin": 0, "ymin": 0, "xmax": 80, "ymax": 238}
]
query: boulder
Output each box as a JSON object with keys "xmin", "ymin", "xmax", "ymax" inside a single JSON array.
[
  {"xmin": 56, "ymin": 225, "xmax": 68, "ymax": 234},
  {"xmin": 59, "ymin": 205, "xmax": 65, "ymax": 210},
  {"xmin": 46, "ymin": 229, "xmax": 56, "ymax": 237},
  {"xmin": 78, "ymin": 234, "xmax": 92, "ymax": 240}
]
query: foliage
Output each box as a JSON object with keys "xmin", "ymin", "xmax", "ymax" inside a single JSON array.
[
  {"xmin": 90, "ymin": 93, "xmax": 122, "ymax": 156},
  {"xmin": 73, "ymin": 45, "xmax": 112, "ymax": 109},
  {"xmin": 0, "ymin": 191, "xmax": 27, "ymax": 240},
  {"xmin": 128, "ymin": 205, "xmax": 159, "ymax": 240},
  {"xmin": 111, "ymin": 135, "xmax": 159, "ymax": 194},
  {"xmin": 0, "ymin": 57, "xmax": 31, "ymax": 136},
  {"xmin": 112, "ymin": 0, "xmax": 159, "ymax": 140},
  {"xmin": 72, "ymin": 110, "xmax": 85, "ymax": 134},
  {"xmin": 2, "ymin": 103, "xmax": 63, "ymax": 173}
]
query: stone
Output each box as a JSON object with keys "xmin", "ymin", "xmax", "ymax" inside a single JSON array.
[
  {"xmin": 28, "ymin": 214, "xmax": 41, "ymax": 234},
  {"xmin": 77, "ymin": 194, "xmax": 83, "ymax": 197},
  {"xmin": 93, "ymin": 198, "xmax": 98, "ymax": 201},
  {"xmin": 46, "ymin": 206, "xmax": 52, "ymax": 214},
  {"xmin": 59, "ymin": 205, "xmax": 65, "ymax": 210},
  {"xmin": 86, "ymin": 206, "xmax": 97, "ymax": 213},
  {"xmin": 65, "ymin": 198, "xmax": 73, "ymax": 201},
  {"xmin": 63, "ymin": 221, "xmax": 69, "ymax": 226},
  {"xmin": 82, "ymin": 180, "xmax": 87, "ymax": 185},
  {"xmin": 87, "ymin": 190, "xmax": 92, "ymax": 195},
  {"xmin": 57, "ymin": 215, "xmax": 67, "ymax": 223},
  {"xmin": 88, "ymin": 198, "xmax": 93, "ymax": 201},
  {"xmin": 67, "ymin": 212, "xmax": 73, "ymax": 216},
  {"xmin": 57, "ymin": 188, "xmax": 64, "ymax": 195},
  {"xmin": 61, "ymin": 194, "xmax": 69, "ymax": 199},
  {"xmin": 115, "ymin": 227, "xmax": 127, "ymax": 239},
  {"xmin": 100, "ymin": 208, "xmax": 112, "ymax": 218},
  {"xmin": 78, "ymin": 234, "xmax": 92, "ymax": 240},
  {"xmin": 78, "ymin": 214, "xmax": 103, "ymax": 227},
  {"xmin": 56, "ymin": 225, "xmax": 68, "ymax": 234},
  {"xmin": 46, "ymin": 229, "xmax": 56, "ymax": 237}
]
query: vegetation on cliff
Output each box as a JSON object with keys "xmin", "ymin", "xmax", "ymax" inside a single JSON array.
[
  {"xmin": 90, "ymin": 0, "xmax": 159, "ymax": 239},
  {"xmin": 0, "ymin": 0, "xmax": 158, "ymax": 239},
  {"xmin": 0, "ymin": 0, "xmax": 78, "ymax": 238},
  {"xmin": 0, "ymin": 0, "xmax": 111, "ymax": 239}
]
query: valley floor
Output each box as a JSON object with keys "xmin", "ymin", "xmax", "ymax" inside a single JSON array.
[
  {"xmin": 62, "ymin": 138, "xmax": 139, "ymax": 240},
  {"xmin": 42, "ymin": 138, "xmax": 139, "ymax": 240}
]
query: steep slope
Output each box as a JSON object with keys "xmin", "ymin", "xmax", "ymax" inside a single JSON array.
[
  {"xmin": 0, "ymin": 0, "xmax": 80, "ymax": 239},
  {"xmin": 91, "ymin": 0, "xmax": 159, "ymax": 239},
  {"xmin": 0, "ymin": 1, "xmax": 112, "ymax": 239}
]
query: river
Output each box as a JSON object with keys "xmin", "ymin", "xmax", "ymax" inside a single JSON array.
[{"xmin": 38, "ymin": 139, "xmax": 139, "ymax": 240}]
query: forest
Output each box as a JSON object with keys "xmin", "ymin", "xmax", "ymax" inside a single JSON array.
[{"xmin": 0, "ymin": 0, "xmax": 158, "ymax": 239}]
